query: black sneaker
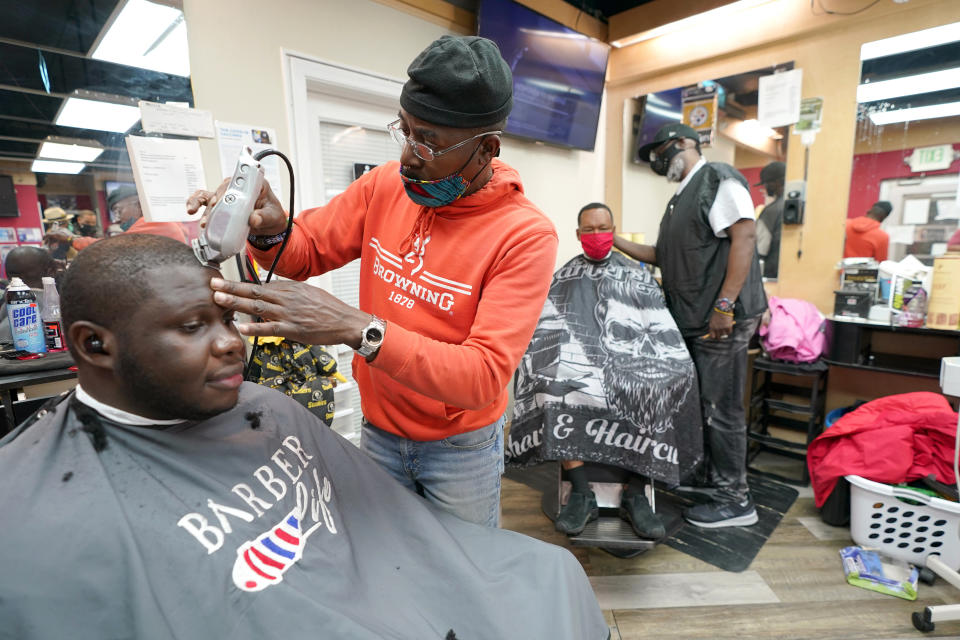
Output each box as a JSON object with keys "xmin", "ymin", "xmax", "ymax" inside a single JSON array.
[
  {"xmin": 684, "ymin": 496, "xmax": 758, "ymax": 528},
  {"xmin": 619, "ymin": 493, "xmax": 665, "ymax": 539},
  {"xmin": 555, "ymin": 491, "xmax": 599, "ymax": 535}
]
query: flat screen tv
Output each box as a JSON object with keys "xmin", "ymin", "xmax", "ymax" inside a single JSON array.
[
  {"xmin": 632, "ymin": 89, "xmax": 683, "ymax": 164},
  {"xmin": 478, "ymin": 0, "xmax": 610, "ymax": 152}
]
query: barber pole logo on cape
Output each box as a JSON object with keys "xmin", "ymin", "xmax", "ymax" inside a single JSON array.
[
  {"xmin": 230, "ymin": 471, "xmax": 337, "ymax": 593},
  {"xmin": 232, "ymin": 509, "xmax": 304, "ymax": 592}
]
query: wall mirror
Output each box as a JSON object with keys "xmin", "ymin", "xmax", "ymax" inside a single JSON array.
[
  {"xmin": 0, "ymin": 0, "xmax": 193, "ymax": 258},
  {"xmin": 847, "ymin": 22, "xmax": 960, "ymax": 266},
  {"xmin": 621, "ymin": 63, "xmax": 792, "ymax": 280}
]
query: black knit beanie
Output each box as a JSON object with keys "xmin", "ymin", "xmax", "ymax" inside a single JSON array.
[{"xmin": 400, "ymin": 36, "xmax": 513, "ymax": 128}]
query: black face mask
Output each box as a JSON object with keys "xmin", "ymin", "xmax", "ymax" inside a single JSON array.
[
  {"xmin": 650, "ymin": 141, "xmax": 682, "ymax": 177},
  {"xmin": 78, "ymin": 224, "xmax": 98, "ymax": 237}
]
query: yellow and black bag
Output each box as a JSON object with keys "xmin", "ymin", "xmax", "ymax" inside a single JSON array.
[{"xmin": 247, "ymin": 337, "xmax": 345, "ymax": 426}]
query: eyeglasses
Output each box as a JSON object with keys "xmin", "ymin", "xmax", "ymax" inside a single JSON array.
[{"xmin": 387, "ymin": 119, "xmax": 502, "ymax": 162}]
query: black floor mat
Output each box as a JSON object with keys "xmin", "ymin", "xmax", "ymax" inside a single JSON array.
[{"xmin": 505, "ymin": 464, "xmax": 799, "ymax": 572}]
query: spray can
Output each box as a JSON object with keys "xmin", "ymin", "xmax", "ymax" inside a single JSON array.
[
  {"xmin": 5, "ymin": 278, "xmax": 46, "ymax": 353},
  {"xmin": 41, "ymin": 276, "xmax": 64, "ymax": 351}
]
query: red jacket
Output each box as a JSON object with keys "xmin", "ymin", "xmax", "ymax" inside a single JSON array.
[{"xmin": 807, "ymin": 392, "xmax": 958, "ymax": 507}]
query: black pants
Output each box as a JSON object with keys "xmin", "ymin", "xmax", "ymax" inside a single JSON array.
[{"xmin": 684, "ymin": 317, "xmax": 759, "ymax": 503}]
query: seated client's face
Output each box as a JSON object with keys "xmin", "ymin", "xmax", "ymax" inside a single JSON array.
[{"xmin": 117, "ymin": 265, "xmax": 246, "ymax": 421}]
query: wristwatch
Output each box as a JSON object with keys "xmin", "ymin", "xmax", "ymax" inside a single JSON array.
[
  {"xmin": 356, "ymin": 315, "xmax": 387, "ymax": 358},
  {"xmin": 714, "ymin": 297, "xmax": 735, "ymax": 315}
]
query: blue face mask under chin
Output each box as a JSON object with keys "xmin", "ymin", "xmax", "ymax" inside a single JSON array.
[{"xmin": 399, "ymin": 144, "xmax": 488, "ymax": 208}]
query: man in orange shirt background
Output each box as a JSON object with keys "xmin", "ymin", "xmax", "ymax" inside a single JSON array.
[
  {"xmin": 844, "ymin": 200, "xmax": 892, "ymax": 261},
  {"xmin": 187, "ymin": 35, "xmax": 558, "ymax": 528}
]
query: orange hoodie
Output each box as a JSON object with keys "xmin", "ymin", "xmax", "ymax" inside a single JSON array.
[
  {"xmin": 844, "ymin": 216, "xmax": 889, "ymax": 261},
  {"xmin": 248, "ymin": 159, "xmax": 558, "ymax": 441}
]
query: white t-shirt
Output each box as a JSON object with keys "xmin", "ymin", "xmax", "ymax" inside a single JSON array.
[{"xmin": 675, "ymin": 158, "xmax": 755, "ymax": 238}]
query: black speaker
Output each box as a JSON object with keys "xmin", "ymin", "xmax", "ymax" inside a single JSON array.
[{"xmin": 783, "ymin": 180, "xmax": 805, "ymax": 225}]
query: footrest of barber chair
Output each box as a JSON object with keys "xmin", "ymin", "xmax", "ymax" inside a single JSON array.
[{"xmin": 568, "ymin": 516, "xmax": 658, "ymax": 553}]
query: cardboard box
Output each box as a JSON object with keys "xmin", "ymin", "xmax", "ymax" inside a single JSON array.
[{"xmin": 926, "ymin": 255, "xmax": 960, "ymax": 330}]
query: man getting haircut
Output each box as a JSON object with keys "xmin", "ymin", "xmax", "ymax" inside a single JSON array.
[{"xmin": 0, "ymin": 234, "xmax": 606, "ymax": 639}]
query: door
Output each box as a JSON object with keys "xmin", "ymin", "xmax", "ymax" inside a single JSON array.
[{"xmin": 287, "ymin": 54, "xmax": 402, "ymax": 444}]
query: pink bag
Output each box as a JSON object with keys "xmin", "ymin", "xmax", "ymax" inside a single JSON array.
[{"xmin": 758, "ymin": 296, "xmax": 826, "ymax": 363}]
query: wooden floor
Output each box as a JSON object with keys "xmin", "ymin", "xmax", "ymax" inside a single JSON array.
[{"xmin": 499, "ymin": 457, "xmax": 960, "ymax": 639}]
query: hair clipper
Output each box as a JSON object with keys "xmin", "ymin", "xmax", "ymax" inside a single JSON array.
[{"xmin": 193, "ymin": 146, "xmax": 266, "ymax": 265}]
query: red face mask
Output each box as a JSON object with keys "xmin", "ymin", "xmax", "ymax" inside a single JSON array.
[{"xmin": 580, "ymin": 232, "xmax": 614, "ymax": 260}]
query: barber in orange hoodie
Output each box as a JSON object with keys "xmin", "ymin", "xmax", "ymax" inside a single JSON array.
[{"xmin": 187, "ymin": 36, "xmax": 557, "ymax": 528}]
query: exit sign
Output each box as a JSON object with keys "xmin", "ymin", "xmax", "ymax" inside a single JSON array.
[{"xmin": 908, "ymin": 144, "xmax": 955, "ymax": 172}]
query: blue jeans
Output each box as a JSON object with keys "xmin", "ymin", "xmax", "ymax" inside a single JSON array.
[{"xmin": 360, "ymin": 415, "xmax": 506, "ymax": 527}]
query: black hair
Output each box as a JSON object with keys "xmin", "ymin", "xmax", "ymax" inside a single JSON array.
[
  {"xmin": 869, "ymin": 200, "xmax": 893, "ymax": 221},
  {"xmin": 60, "ymin": 234, "xmax": 201, "ymax": 344},
  {"xmin": 577, "ymin": 202, "xmax": 614, "ymax": 227},
  {"xmin": 5, "ymin": 246, "xmax": 54, "ymax": 288}
]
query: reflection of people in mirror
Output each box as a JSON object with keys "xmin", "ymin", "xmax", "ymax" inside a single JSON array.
[
  {"xmin": 844, "ymin": 200, "xmax": 892, "ymax": 261},
  {"xmin": 754, "ymin": 161, "xmax": 784, "ymax": 280}
]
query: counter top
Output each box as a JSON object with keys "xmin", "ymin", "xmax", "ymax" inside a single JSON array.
[{"xmin": 827, "ymin": 315, "xmax": 960, "ymax": 337}]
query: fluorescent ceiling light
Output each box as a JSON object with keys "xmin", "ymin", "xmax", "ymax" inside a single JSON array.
[
  {"xmin": 645, "ymin": 105, "xmax": 682, "ymax": 120},
  {"xmin": 91, "ymin": 0, "xmax": 190, "ymax": 77},
  {"xmin": 37, "ymin": 138, "xmax": 104, "ymax": 162},
  {"xmin": 861, "ymin": 21, "xmax": 960, "ymax": 61},
  {"xmin": 518, "ymin": 27, "xmax": 589, "ymax": 41},
  {"xmin": 857, "ymin": 68, "xmax": 960, "ymax": 103},
  {"xmin": 611, "ymin": 0, "xmax": 772, "ymax": 48},
  {"xmin": 868, "ymin": 100, "xmax": 960, "ymax": 125},
  {"xmin": 31, "ymin": 160, "xmax": 86, "ymax": 174},
  {"xmin": 646, "ymin": 93, "xmax": 672, "ymax": 107},
  {"xmin": 55, "ymin": 96, "xmax": 141, "ymax": 133}
]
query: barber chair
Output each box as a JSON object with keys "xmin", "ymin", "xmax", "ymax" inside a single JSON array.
[{"xmin": 542, "ymin": 462, "xmax": 681, "ymax": 557}]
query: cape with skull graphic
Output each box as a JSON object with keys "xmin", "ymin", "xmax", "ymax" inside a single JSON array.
[{"xmin": 507, "ymin": 252, "xmax": 703, "ymax": 485}]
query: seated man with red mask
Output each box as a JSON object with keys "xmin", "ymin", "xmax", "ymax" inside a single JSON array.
[
  {"xmin": 0, "ymin": 234, "xmax": 606, "ymax": 640},
  {"xmin": 508, "ymin": 203, "xmax": 702, "ymax": 540}
]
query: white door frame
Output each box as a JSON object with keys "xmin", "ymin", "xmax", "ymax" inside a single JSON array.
[{"xmin": 282, "ymin": 50, "xmax": 403, "ymax": 212}]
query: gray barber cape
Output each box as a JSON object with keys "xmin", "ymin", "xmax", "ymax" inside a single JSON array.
[
  {"xmin": 0, "ymin": 383, "xmax": 607, "ymax": 640},
  {"xmin": 507, "ymin": 253, "xmax": 703, "ymax": 485}
]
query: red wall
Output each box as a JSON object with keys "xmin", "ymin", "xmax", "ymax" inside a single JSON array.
[{"xmin": 847, "ymin": 144, "xmax": 960, "ymax": 219}]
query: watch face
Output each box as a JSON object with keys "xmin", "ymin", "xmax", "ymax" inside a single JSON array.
[{"xmin": 365, "ymin": 327, "xmax": 383, "ymax": 344}]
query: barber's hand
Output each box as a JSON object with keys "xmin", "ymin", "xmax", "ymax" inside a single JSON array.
[
  {"xmin": 708, "ymin": 310, "xmax": 734, "ymax": 340},
  {"xmin": 185, "ymin": 178, "xmax": 288, "ymax": 237},
  {"xmin": 210, "ymin": 278, "xmax": 372, "ymax": 348}
]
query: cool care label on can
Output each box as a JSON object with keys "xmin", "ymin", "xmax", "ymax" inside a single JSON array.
[{"xmin": 9, "ymin": 301, "xmax": 46, "ymax": 352}]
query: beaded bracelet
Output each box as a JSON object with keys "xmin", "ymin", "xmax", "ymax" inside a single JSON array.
[{"xmin": 247, "ymin": 232, "xmax": 287, "ymax": 250}]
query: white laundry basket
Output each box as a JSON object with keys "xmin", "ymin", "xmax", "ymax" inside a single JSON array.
[{"xmin": 848, "ymin": 475, "xmax": 960, "ymax": 569}]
